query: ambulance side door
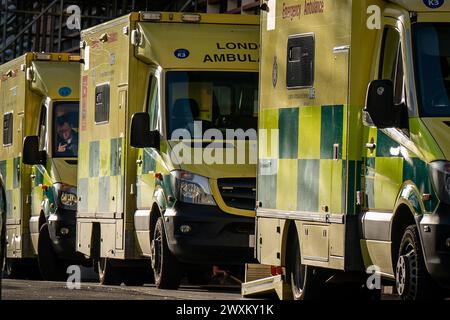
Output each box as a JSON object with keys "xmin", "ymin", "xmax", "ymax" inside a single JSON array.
[
  {"xmin": 29, "ymin": 102, "xmax": 48, "ymax": 253},
  {"xmin": 362, "ymin": 18, "xmax": 406, "ymax": 275},
  {"xmin": 135, "ymin": 71, "xmax": 160, "ymax": 256}
]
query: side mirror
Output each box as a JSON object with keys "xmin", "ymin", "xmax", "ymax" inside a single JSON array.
[
  {"xmin": 130, "ymin": 112, "xmax": 160, "ymax": 149},
  {"xmin": 22, "ymin": 136, "xmax": 46, "ymax": 165},
  {"xmin": 364, "ymin": 80, "xmax": 408, "ymax": 130}
]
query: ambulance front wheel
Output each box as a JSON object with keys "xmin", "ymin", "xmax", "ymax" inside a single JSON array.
[
  {"xmin": 4, "ymin": 258, "xmax": 41, "ymax": 280},
  {"xmin": 38, "ymin": 224, "xmax": 69, "ymax": 281},
  {"xmin": 4, "ymin": 259, "xmax": 26, "ymax": 279},
  {"xmin": 395, "ymin": 225, "xmax": 443, "ymax": 300},
  {"xmin": 98, "ymin": 258, "xmax": 122, "ymax": 286},
  {"xmin": 151, "ymin": 217, "xmax": 181, "ymax": 289}
]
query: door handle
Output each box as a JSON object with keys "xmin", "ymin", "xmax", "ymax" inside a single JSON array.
[
  {"xmin": 366, "ymin": 142, "xmax": 377, "ymax": 152},
  {"xmin": 136, "ymin": 159, "xmax": 143, "ymax": 165},
  {"xmin": 30, "ymin": 174, "xmax": 36, "ymax": 179}
]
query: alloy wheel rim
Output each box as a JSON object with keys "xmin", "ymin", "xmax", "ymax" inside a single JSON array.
[
  {"xmin": 396, "ymin": 240, "xmax": 417, "ymax": 299},
  {"xmin": 293, "ymin": 245, "xmax": 304, "ymax": 295}
]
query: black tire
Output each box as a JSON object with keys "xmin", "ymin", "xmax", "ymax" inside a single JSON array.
[
  {"xmin": 98, "ymin": 258, "xmax": 122, "ymax": 286},
  {"xmin": 38, "ymin": 224, "xmax": 68, "ymax": 281},
  {"xmin": 122, "ymin": 267, "xmax": 154, "ymax": 286},
  {"xmin": 287, "ymin": 233, "xmax": 325, "ymax": 300},
  {"xmin": 395, "ymin": 225, "xmax": 442, "ymax": 300},
  {"xmin": 186, "ymin": 265, "xmax": 213, "ymax": 286},
  {"xmin": 151, "ymin": 217, "xmax": 181, "ymax": 289},
  {"xmin": 4, "ymin": 258, "xmax": 41, "ymax": 280},
  {"xmin": 4, "ymin": 259, "xmax": 24, "ymax": 279}
]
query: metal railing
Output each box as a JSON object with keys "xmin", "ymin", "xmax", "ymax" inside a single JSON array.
[{"xmin": 0, "ymin": 0, "xmax": 260, "ymax": 63}]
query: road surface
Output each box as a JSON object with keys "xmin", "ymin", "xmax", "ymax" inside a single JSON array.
[{"xmin": 1, "ymin": 279, "xmax": 245, "ymax": 300}]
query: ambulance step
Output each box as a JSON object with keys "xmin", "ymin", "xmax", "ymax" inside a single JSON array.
[{"xmin": 242, "ymin": 275, "xmax": 287, "ymax": 299}]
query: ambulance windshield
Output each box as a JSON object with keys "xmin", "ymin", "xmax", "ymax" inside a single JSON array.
[
  {"xmin": 53, "ymin": 102, "xmax": 79, "ymax": 158},
  {"xmin": 166, "ymin": 71, "xmax": 258, "ymax": 139},
  {"xmin": 414, "ymin": 23, "xmax": 450, "ymax": 117}
]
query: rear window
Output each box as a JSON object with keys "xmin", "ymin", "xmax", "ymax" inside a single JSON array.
[
  {"xmin": 286, "ymin": 34, "xmax": 315, "ymax": 89},
  {"xmin": 3, "ymin": 112, "xmax": 13, "ymax": 146},
  {"xmin": 95, "ymin": 83, "xmax": 110, "ymax": 124}
]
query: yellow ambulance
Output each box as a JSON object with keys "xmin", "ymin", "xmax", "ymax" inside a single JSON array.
[
  {"xmin": 244, "ymin": 0, "xmax": 450, "ymax": 300},
  {"xmin": 0, "ymin": 52, "xmax": 84, "ymax": 280},
  {"xmin": 76, "ymin": 12, "xmax": 259, "ymax": 288}
]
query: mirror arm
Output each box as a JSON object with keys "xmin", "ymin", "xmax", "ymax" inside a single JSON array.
[
  {"xmin": 394, "ymin": 102, "xmax": 409, "ymax": 131},
  {"xmin": 39, "ymin": 151, "xmax": 47, "ymax": 166}
]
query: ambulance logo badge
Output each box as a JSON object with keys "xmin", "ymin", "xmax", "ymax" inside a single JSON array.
[
  {"xmin": 174, "ymin": 49, "xmax": 190, "ymax": 59},
  {"xmin": 423, "ymin": 0, "xmax": 444, "ymax": 9},
  {"xmin": 59, "ymin": 87, "xmax": 72, "ymax": 97}
]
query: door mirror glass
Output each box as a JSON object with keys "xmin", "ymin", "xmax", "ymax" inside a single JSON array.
[
  {"xmin": 23, "ymin": 136, "xmax": 46, "ymax": 165},
  {"xmin": 130, "ymin": 112, "xmax": 160, "ymax": 149},
  {"xmin": 364, "ymin": 80, "xmax": 408, "ymax": 129}
]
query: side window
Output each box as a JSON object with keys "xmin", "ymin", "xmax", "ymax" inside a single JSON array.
[
  {"xmin": 286, "ymin": 34, "xmax": 315, "ymax": 89},
  {"xmin": 380, "ymin": 27, "xmax": 404, "ymax": 104},
  {"xmin": 393, "ymin": 47, "xmax": 404, "ymax": 105},
  {"xmin": 146, "ymin": 75, "xmax": 159, "ymax": 131},
  {"xmin": 95, "ymin": 83, "xmax": 110, "ymax": 124},
  {"xmin": 2, "ymin": 112, "xmax": 13, "ymax": 146},
  {"xmin": 38, "ymin": 105, "xmax": 47, "ymax": 151}
]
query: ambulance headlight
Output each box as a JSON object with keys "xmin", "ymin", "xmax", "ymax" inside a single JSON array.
[
  {"xmin": 54, "ymin": 183, "xmax": 78, "ymax": 210},
  {"xmin": 429, "ymin": 161, "xmax": 450, "ymax": 204},
  {"xmin": 170, "ymin": 170, "xmax": 216, "ymax": 206}
]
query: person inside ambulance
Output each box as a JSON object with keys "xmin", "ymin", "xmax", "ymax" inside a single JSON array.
[{"xmin": 56, "ymin": 115, "xmax": 78, "ymax": 157}]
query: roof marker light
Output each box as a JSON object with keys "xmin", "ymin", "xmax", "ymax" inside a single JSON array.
[
  {"xmin": 141, "ymin": 12, "xmax": 162, "ymax": 21},
  {"xmin": 35, "ymin": 53, "xmax": 52, "ymax": 61},
  {"xmin": 181, "ymin": 13, "xmax": 201, "ymax": 23},
  {"xmin": 69, "ymin": 55, "xmax": 81, "ymax": 62}
]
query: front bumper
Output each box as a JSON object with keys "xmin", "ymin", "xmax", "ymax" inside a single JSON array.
[
  {"xmin": 420, "ymin": 203, "xmax": 450, "ymax": 289},
  {"xmin": 164, "ymin": 202, "xmax": 256, "ymax": 265},
  {"xmin": 48, "ymin": 208, "xmax": 84, "ymax": 261}
]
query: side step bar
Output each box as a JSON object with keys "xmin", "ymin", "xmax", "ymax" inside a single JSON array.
[{"xmin": 242, "ymin": 274, "xmax": 293, "ymax": 300}]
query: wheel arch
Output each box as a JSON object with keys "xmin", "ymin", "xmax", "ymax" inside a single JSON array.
[
  {"xmin": 38, "ymin": 210, "xmax": 46, "ymax": 231},
  {"xmin": 391, "ymin": 201, "xmax": 419, "ymax": 271},
  {"xmin": 149, "ymin": 201, "xmax": 163, "ymax": 242},
  {"xmin": 280, "ymin": 220, "xmax": 296, "ymax": 267}
]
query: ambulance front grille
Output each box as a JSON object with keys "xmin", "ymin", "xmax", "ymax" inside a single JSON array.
[{"xmin": 217, "ymin": 178, "xmax": 256, "ymax": 211}]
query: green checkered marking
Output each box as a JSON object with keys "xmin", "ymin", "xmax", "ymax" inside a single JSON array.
[
  {"xmin": 365, "ymin": 129, "xmax": 438, "ymax": 213},
  {"xmin": 13, "ymin": 157, "xmax": 19, "ymax": 189},
  {"xmin": 110, "ymin": 138, "xmax": 121, "ymax": 176},
  {"xmin": 98, "ymin": 176, "xmax": 110, "ymax": 213},
  {"xmin": 0, "ymin": 161, "xmax": 6, "ymax": 183},
  {"xmin": 89, "ymin": 141, "xmax": 100, "ymax": 178},
  {"xmin": 278, "ymin": 108, "xmax": 299, "ymax": 160},
  {"xmin": 259, "ymin": 105, "xmax": 346, "ymax": 214},
  {"xmin": 297, "ymin": 159, "xmax": 320, "ymax": 212},
  {"xmin": 77, "ymin": 178, "xmax": 89, "ymax": 213},
  {"xmin": 320, "ymin": 105, "xmax": 344, "ymax": 159},
  {"xmin": 258, "ymin": 160, "xmax": 277, "ymax": 210}
]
